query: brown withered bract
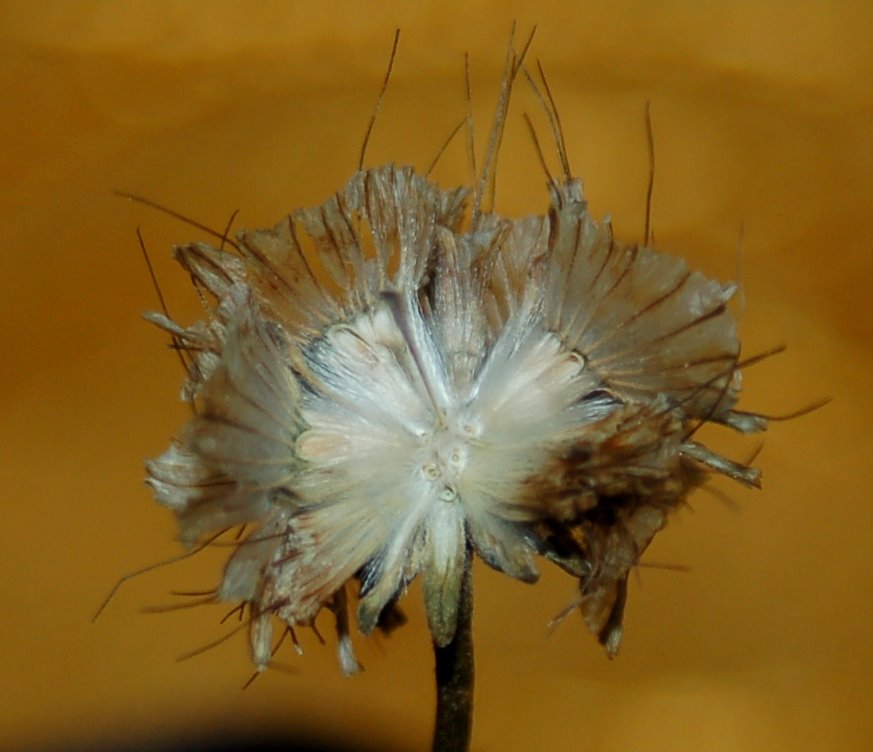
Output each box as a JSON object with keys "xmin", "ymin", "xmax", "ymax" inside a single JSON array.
[{"xmin": 144, "ymin": 37, "xmax": 767, "ymax": 676}]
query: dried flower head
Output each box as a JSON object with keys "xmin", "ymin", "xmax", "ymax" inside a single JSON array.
[{"xmin": 144, "ymin": 37, "xmax": 766, "ymax": 677}]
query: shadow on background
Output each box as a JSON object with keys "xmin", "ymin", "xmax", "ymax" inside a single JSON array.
[{"xmin": 47, "ymin": 731, "xmax": 406, "ymax": 752}]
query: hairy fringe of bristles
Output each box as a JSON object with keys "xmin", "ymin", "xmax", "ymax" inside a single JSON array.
[{"xmin": 142, "ymin": 31, "xmax": 768, "ymax": 675}]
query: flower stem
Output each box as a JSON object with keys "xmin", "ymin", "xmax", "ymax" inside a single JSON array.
[{"xmin": 431, "ymin": 551, "xmax": 475, "ymax": 752}]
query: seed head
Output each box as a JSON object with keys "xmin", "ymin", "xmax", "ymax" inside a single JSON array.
[{"xmin": 146, "ymin": 160, "xmax": 765, "ymax": 673}]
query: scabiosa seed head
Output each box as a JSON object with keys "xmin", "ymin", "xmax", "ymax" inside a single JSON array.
[{"xmin": 146, "ymin": 156, "xmax": 766, "ymax": 673}]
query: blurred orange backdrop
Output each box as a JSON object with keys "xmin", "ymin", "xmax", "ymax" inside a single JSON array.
[{"xmin": 1, "ymin": 2, "xmax": 871, "ymax": 751}]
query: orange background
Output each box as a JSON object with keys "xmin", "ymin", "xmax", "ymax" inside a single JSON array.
[{"xmin": 1, "ymin": 2, "xmax": 871, "ymax": 750}]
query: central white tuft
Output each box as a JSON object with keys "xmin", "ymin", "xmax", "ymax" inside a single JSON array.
[
  {"xmin": 297, "ymin": 294, "xmax": 591, "ymax": 523},
  {"xmin": 284, "ymin": 292, "xmax": 598, "ymax": 643}
]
